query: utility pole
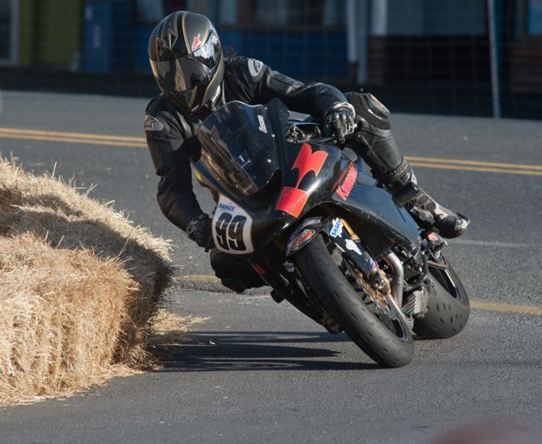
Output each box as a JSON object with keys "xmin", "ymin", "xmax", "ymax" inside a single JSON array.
[
  {"xmin": 487, "ymin": 0, "xmax": 502, "ymax": 118},
  {"xmin": 346, "ymin": 0, "xmax": 370, "ymax": 87}
]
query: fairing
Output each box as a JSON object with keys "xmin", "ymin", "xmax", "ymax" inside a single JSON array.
[
  {"xmin": 330, "ymin": 161, "xmax": 420, "ymax": 255},
  {"xmin": 192, "ymin": 99, "xmax": 420, "ymax": 258}
]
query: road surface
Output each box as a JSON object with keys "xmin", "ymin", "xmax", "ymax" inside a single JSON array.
[{"xmin": 0, "ymin": 91, "xmax": 541, "ymax": 443}]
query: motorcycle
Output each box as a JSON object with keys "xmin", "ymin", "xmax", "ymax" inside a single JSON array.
[{"xmin": 192, "ymin": 98, "xmax": 470, "ymax": 368}]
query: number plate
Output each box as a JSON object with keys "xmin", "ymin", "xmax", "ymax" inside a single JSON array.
[{"xmin": 212, "ymin": 195, "xmax": 254, "ymax": 254}]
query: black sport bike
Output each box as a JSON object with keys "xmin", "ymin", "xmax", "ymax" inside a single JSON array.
[{"xmin": 193, "ymin": 99, "xmax": 470, "ymax": 368}]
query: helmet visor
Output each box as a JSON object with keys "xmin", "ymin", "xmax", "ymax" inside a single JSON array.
[
  {"xmin": 150, "ymin": 57, "xmax": 209, "ymax": 94},
  {"xmin": 193, "ymin": 31, "xmax": 221, "ymax": 69}
]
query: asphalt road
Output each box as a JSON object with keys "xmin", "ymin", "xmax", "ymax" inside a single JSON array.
[{"xmin": 0, "ymin": 90, "xmax": 541, "ymax": 443}]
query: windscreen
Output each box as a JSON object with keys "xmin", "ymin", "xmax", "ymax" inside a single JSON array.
[{"xmin": 197, "ymin": 100, "xmax": 289, "ymax": 197}]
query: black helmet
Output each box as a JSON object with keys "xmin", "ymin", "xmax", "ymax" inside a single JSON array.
[{"xmin": 148, "ymin": 11, "xmax": 224, "ymax": 112}]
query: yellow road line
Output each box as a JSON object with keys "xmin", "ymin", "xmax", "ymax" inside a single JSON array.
[
  {"xmin": 177, "ymin": 274, "xmax": 220, "ymax": 282},
  {"xmin": 1, "ymin": 127, "xmax": 541, "ymax": 176},
  {"xmin": 178, "ymin": 274, "xmax": 542, "ymax": 317},
  {"xmin": 0, "ymin": 133, "xmax": 146, "ymax": 148},
  {"xmin": 471, "ymin": 300, "xmax": 542, "ymax": 316},
  {"xmin": 407, "ymin": 156, "xmax": 542, "ymax": 171},
  {"xmin": 410, "ymin": 161, "xmax": 542, "ymax": 176},
  {"xmin": 0, "ymin": 127, "xmax": 144, "ymax": 143}
]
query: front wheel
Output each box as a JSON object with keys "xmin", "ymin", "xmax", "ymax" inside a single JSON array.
[
  {"xmin": 413, "ymin": 255, "xmax": 470, "ymax": 339},
  {"xmin": 294, "ymin": 235, "xmax": 414, "ymax": 368}
]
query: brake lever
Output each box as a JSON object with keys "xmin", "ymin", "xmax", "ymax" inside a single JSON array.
[
  {"xmin": 301, "ymin": 130, "xmax": 357, "ymax": 149},
  {"xmin": 310, "ymin": 136, "xmax": 337, "ymax": 145}
]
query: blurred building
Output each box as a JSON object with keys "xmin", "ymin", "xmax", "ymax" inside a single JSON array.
[{"xmin": 1, "ymin": 0, "xmax": 542, "ymax": 118}]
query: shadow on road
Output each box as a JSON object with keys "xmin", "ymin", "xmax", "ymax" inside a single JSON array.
[{"xmin": 149, "ymin": 331, "xmax": 379, "ymax": 372}]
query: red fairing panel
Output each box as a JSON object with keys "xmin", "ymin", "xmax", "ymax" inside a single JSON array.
[
  {"xmin": 336, "ymin": 163, "xmax": 358, "ymax": 200},
  {"xmin": 275, "ymin": 143, "xmax": 328, "ymax": 217},
  {"xmin": 275, "ymin": 187, "xmax": 309, "ymax": 218},
  {"xmin": 291, "ymin": 143, "xmax": 328, "ymax": 188}
]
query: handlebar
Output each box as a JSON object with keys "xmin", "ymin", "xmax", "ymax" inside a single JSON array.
[
  {"xmin": 310, "ymin": 133, "xmax": 356, "ymax": 147},
  {"xmin": 288, "ymin": 121, "xmax": 356, "ymax": 147}
]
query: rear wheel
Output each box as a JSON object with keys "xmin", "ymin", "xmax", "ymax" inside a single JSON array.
[
  {"xmin": 294, "ymin": 235, "xmax": 414, "ymax": 368},
  {"xmin": 413, "ymin": 255, "xmax": 470, "ymax": 339}
]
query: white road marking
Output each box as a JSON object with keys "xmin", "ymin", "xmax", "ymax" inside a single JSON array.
[{"xmin": 450, "ymin": 239, "xmax": 542, "ymax": 249}]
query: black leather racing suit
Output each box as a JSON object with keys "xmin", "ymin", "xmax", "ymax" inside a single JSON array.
[
  {"xmin": 144, "ymin": 56, "xmax": 349, "ymax": 233},
  {"xmin": 145, "ymin": 57, "xmax": 407, "ymax": 289}
]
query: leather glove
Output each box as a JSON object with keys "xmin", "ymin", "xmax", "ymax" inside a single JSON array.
[
  {"xmin": 323, "ymin": 102, "xmax": 356, "ymax": 144},
  {"xmin": 186, "ymin": 214, "xmax": 214, "ymax": 250}
]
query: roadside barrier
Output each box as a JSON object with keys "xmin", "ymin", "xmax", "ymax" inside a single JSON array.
[{"xmin": 0, "ymin": 159, "xmax": 174, "ymax": 405}]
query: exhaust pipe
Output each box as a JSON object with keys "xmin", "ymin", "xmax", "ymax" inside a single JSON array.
[{"xmin": 384, "ymin": 252, "xmax": 405, "ymax": 308}]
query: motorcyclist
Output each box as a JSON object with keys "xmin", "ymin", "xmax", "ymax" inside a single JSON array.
[{"xmin": 145, "ymin": 11, "xmax": 470, "ymax": 291}]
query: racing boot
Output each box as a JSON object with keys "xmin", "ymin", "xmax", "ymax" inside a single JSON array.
[
  {"xmin": 344, "ymin": 92, "xmax": 469, "ymax": 239},
  {"xmin": 382, "ymin": 159, "xmax": 470, "ymax": 239}
]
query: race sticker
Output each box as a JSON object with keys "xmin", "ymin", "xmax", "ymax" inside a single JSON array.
[
  {"xmin": 144, "ymin": 115, "xmax": 164, "ymax": 132},
  {"xmin": 248, "ymin": 58, "xmax": 264, "ymax": 78},
  {"xmin": 212, "ymin": 195, "xmax": 254, "ymax": 254},
  {"xmin": 345, "ymin": 239, "xmax": 362, "ymax": 255},
  {"xmin": 330, "ymin": 218, "xmax": 343, "ymax": 238}
]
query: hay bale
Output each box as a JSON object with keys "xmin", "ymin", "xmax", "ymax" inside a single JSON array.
[{"xmin": 0, "ymin": 159, "xmax": 174, "ymax": 405}]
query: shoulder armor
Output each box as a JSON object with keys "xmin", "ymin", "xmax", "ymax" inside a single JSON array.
[
  {"xmin": 144, "ymin": 114, "xmax": 165, "ymax": 132},
  {"xmin": 226, "ymin": 56, "xmax": 265, "ymax": 80},
  {"xmin": 247, "ymin": 58, "xmax": 265, "ymax": 79},
  {"xmin": 144, "ymin": 95, "xmax": 181, "ymax": 135}
]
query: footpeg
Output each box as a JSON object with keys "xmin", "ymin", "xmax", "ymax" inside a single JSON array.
[{"xmin": 427, "ymin": 232, "xmax": 448, "ymax": 253}]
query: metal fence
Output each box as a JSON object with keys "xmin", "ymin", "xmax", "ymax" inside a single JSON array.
[{"xmin": 1, "ymin": 0, "xmax": 541, "ymax": 119}]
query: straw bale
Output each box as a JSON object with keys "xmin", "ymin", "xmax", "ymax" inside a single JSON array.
[{"xmin": 0, "ymin": 159, "xmax": 174, "ymax": 405}]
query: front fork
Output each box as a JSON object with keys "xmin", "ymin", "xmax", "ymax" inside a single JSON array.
[
  {"xmin": 285, "ymin": 216, "xmax": 382, "ymax": 291},
  {"xmin": 285, "ymin": 216, "xmax": 412, "ymax": 327}
]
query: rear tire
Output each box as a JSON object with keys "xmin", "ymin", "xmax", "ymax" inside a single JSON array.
[
  {"xmin": 294, "ymin": 235, "xmax": 414, "ymax": 368},
  {"xmin": 413, "ymin": 256, "xmax": 470, "ymax": 339}
]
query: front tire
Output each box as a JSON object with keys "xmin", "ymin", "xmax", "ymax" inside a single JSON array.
[
  {"xmin": 413, "ymin": 256, "xmax": 470, "ymax": 339},
  {"xmin": 294, "ymin": 235, "xmax": 414, "ymax": 368}
]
